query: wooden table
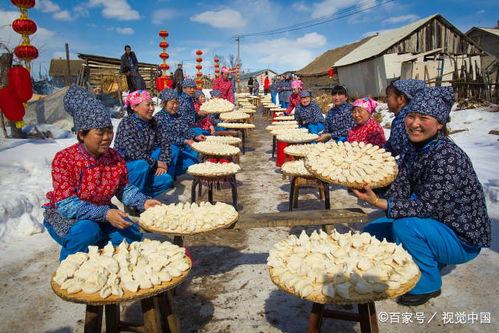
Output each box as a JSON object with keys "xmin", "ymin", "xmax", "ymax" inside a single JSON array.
[{"xmin": 191, "ymin": 174, "xmax": 238, "ymax": 210}]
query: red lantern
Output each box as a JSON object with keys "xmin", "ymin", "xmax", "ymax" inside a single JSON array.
[
  {"xmin": 214, "ymin": 58, "xmax": 219, "ymax": 63},
  {"xmin": 214, "ymin": 69, "xmax": 220, "ymax": 73},
  {"xmin": 195, "ymin": 79, "xmax": 203, "ymax": 84},
  {"xmin": 8, "ymin": 66, "xmax": 32, "ymax": 102},
  {"xmin": 159, "ymin": 63, "xmax": 170, "ymax": 71},
  {"xmin": 196, "ymin": 50, "xmax": 203, "ymax": 56},
  {"xmin": 196, "ymin": 72, "xmax": 203, "ymax": 78},
  {"xmin": 159, "ymin": 41, "xmax": 169, "ymax": 49},
  {"xmin": 195, "ymin": 65, "xmax": 202, "ymax": 70},
  {"xmin": 159, "ymin": 30, "xmax": 168, "ymax": 38},
  {"xmin": 196, "ymin": 57, "xmax": 202, "ymax": 63},
  {"xmin": 12, "ymin": 18, "xmax": 37, "ymax": 35},
  {"xmin": 0, "ymin": 86, "xmax": 25, "ymax": 122},
  {"xmin": 14, "ymin": 44, "xmax": 38, "ymax": 61},
  {"xmin": 328, "ymin": 68, "xmax": 334, "ymax": 78},
  {"xmin": 159, "ymin": 52, "xmax": 169, "ymax": 60},
  {"xmin": 10, "ymin": 0, "xmax": 36, "ymax": 9}
]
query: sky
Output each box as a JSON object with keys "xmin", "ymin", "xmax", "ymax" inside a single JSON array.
[{"xmin": 0, "ymin": 0, "xmax": 498, "ymax": 78}]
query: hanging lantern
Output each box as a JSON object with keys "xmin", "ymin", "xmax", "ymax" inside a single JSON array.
[
  {"xmin": 10, "ymin": 0, "xmax": 38, "ymax": 72},
  {"xmin": 12, "ymin": 18, "xmax": 37, "ymax": 35},
  {"xmin": 195, "ymin": 50, "xmax": 203, "ymax": 90},
  {"xmin": 213, "ymin": 57, "xmax": 220, "ymax": 79},
  {"xmin": 14, "ymin": 45, "xmax": 38, "ymax": 61},
  {"xmin": 157, "ymin": 29, "xmax": 170, "ymax": 92},
  {"xmin": 328, "ymin": 68, "xmax": 334, "ymax": 79}
]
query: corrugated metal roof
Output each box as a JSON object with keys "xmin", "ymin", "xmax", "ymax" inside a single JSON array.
[
  {"xmin": 477, "ymin": 27, "xmax": 499, "ymax": 37},
  {"xmin": 240, "ymin": 69, "xmax": 277, "ymax": 79},
  {"xmin": 334, "ymin": 14, "xmax": 439, "ymax": 67}
]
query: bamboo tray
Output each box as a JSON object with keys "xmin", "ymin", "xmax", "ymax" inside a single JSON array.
[
  {"xmin": 191, "ymin": 142, "xmax": 240, "ymax": 156},
  {"xmin": 51, "ymin": 257, "xmax": 191, "ymax": 306},
  {"xmin": 269, "ymin": 267, "xmax": 420, "ymax": 305},
  {"xmin": 205, "ymin": 136, "xmax": 242, "ymax": 145},
  {"xmin": 281, "ymin": 160, "xmax": 313, "ymax": 177},
  {"xmin": 217, "ymin": 123, "xmax": 256, "ymax": 129},
  {"xmin": 276, "ymin": 133, "xmax": 318, "ymax": 144},
  {"xmin": 139, "ymin": 214, "xmax": 239, "ymax": 236}
]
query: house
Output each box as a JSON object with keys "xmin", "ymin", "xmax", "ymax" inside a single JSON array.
[
  {"xmin": 48, "ymin": 59, "xmax": 84, "ymax": 88},
  {"xmin": 466, "ymin": 25, "xmax": 498, "ymax": 95},
  {"xmin": 240, "ymin": 69, "xmax": 278, "ymax": 92},
  {"xmin": 295, "ymin": 36, "xmax": 374, "ymax": 93},
  {"xmin": 332, "ymin": 14, "xmax": 484, "ymax": 97}
]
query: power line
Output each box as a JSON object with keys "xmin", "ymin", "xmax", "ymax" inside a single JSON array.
[{"xmin": 234, "ymin": 0, "xmax": 395, "ymax": 38}]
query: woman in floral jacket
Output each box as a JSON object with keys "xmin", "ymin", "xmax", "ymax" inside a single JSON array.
[
  {"xmin": 294, "ymin": 91, "xmax": 325, "ymax": 134},
  {"xmin": 353, "ymin": 86, "xmax": 490, "ymax": 306},
  {"xmin": 284, "ymin": 80, "xmax": 302, "ymax": 116},
  {"xmin": 193, "ymin": 90, "xmax": 215, "ymax": 135},
  {"xmin": 114, "ymin": 90, "xmax": 173, "ymax": 197},
  {"xmin": 43, "ymin": 86, "xmax": 160, "ymax": 261},
  {"xmin": 347, "ymin": 97, "xmax": 386, "ymax": 147},
  {"xmin": 155, "ymin": 89, "xmax": 206, "ymax": 177}
]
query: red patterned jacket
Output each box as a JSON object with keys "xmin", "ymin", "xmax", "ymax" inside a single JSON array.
[
  {"xmin": 348, "ymin": 117, "xmax": 386, "ymax": 147},
  {"xmin": 285, "ymin": 93, "xmax": 301, "ymax": 115},
  {"xmin": 212, "ymin": 77, "xmax": 234, "ymax": 103}
]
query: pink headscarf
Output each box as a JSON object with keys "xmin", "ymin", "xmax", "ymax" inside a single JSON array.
[
  {"xmin": 221, "ymin": 67, "xmax": 229, "ymax": 73},
  {"xmin": 291, "ymin": 79, "xmax": 303, "ymax": 89},
  {"xmin": 124, "ymin": 90, "xmax": 152, "ymax": 108},
  {"xmin": 352, "ymin": 97, "xmax": 378, "ymax": 114}
]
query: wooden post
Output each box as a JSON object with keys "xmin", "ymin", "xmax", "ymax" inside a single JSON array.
[{"xmin": 65, "ymin": 43, "xmax": 71, "ymax": 86}]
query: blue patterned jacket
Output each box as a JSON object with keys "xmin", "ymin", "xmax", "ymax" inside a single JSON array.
[
  {"xmin": 209, "ymin": 113, "xmax": 222, "ymax": 126},
  {"xmin": 378, "ymin": 137, "xmax": 490, "ymax": 247},
  {"xmin": 177, "ymin": 92, "xmax": 198, "ymax": 126},
  {"xmin": 325, "ymin": 103, "xmax": 355, "ymax": 139},
  {"xmin": 384, "ymin": 105, "xmax": 411, "ymax": 158},
  {"xmin": 114, "ymin": 114, "xmax": 171, "ymax": 166},
  {"xmin": 278, "ymin": 79, "xmax": 292, "ymax": 102},
  {"xmin": 294, "ymin": 101, "xmax": 325, "ymax": 126},
  {"xmin": 154, "ymin": 109, "xmax": 196, "ymax": 146}
]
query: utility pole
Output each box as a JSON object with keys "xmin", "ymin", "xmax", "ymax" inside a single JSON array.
[{"xmin": 235, "ymin": 36, "xmax": 240, "ymax": 92}]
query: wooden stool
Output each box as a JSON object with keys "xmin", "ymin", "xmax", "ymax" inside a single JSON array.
[
  {"xmin": 289, "ymin": 176, "xmax": 330, "ymax": 211},
  {"xmin": 83, "ymin": 290, "xmax": 180, "ymax": 333},
  {"xmin": 307, "ymin": 301, "xmax": 379, "ymax": 333},
  {"xmin": 191, "ymin": 174, "xmax": 238, "ymax": 210}
]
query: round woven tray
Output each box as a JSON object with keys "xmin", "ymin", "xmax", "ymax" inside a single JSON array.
[
  {"xmin": 51, "ymin": 257, "xmax": 191, "ymax": 306},
  {"xmin": 274, "ymin": 116, "xmax": 295, "ymax": 121},
  {"xmin": 187, "ymin": 166, "xmax": 240, "ymax": 177},
  {"xmin": 139, "ymin": 213, "xmax": 239, "ymax": 236},
  {"xmin": 269, "ymin": 267, "xmax": 420, "ymax": 305},
  {"xmin": 277, "ymin": 134, "xmax": 318, "ymax": 144},
  {"xmin": 281, "ymin": 162, "xmax": 313, "ymax": 178},
  {"xmin": 191, "ymin": 143, "xmax": 240, "ymax": 156},
  {"xmin": 205, "ymin": 136, "xmax": 242, "ymax": 145},
  {"xmin": 240, "ymin": 109, "xmax": 256, "ymax": 114},
  {"xmin": 220, "ymin": 113, "xmax": 250, "ymax": 121},
  {"xmin": 218, "ymin": 123, "xmax": 256, "ymax": 129},
  {"xmin": 283, "ymin": 144, "xmax": 314, "ymax": 158},
  {"xmin": 304, "ymin": 158, "xmax": 398, "ymax": 189}
]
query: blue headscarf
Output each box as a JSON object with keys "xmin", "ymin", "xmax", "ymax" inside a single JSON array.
[
  {"xmin": 194, "ymin": 90, "xmax": 205, "ymax": 99},
  {"xmin": 210, "ymin": 90, "xmax": 222, "ymax": 97},
  {"xmin": 159, "ymin": 88, "xmax": 178, "ymax": 102},
  {"xmin": 407, "ymin": 86, "xmax": 454, "ymax": 124},
  {"xmin": 393, "ymin": 79, "xmax": 426, "ymax": 100},
  {"xmin": 300, "ymin": 91, "xmax": 312, "ymax": 98},
  {"xmin": 64, "ymin": 85, "xmax": 112, "ymax": 130},
  {"xmin": 181, "ymin": 78, "xmax": 196, "ymax": 88}
]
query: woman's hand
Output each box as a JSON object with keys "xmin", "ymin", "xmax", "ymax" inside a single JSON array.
[
  {"xmin": 106, "ymin": 209, "xmax": 132, "ymax": 229},
  {"xmin": 351, "ymin": 184, "xmax": 388, "ymax": 210},
  {"xmin": 198, "ymin": 110, "xmax": 208, "ymax": 117},
  {"xmin": 316, "ymin": 133, "xmax": 331, "ymax": 142},
  {"xmin": 195, "ymin": 135, "xmax": 206, "ymax": 142},
  {"xmin": 144, "ymin": 199, "xmax": 161, "ymax": 210},
  {"xmin": 184, "ymin": 139, "xmax": 195, "ymax": 146},
  {"xmin": 155, "ymin": 161, "xmax": 168, "ymax": 176},
  {"xmin": 209, "ymin": 126, "xmax": 216, "ymax": 135}
]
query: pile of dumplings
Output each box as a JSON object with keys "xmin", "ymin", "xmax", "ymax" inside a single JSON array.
[
  {"xmin": 200, "ymin": 98, "xmax": 235, "ymax": 113},
  {"xmin": 268, "ymin": 230, "xmax": 420, "ymax": 303},
  {"xmin": 265, "ymin": 124, "xmax": 299, "ymax": 131},
  {"xmin": 53, "ymin": 239, "xmax": 190, "ymax": 298},
  {"xmin": 139, "ymin": 202, "xmax": 238, "ymax": 233},
  {"xmin": 191, "ymin": 142, "xmax": 240, "ymax": 156},
  {"xmin": 218, "ymin": 122, "xmax": 256, "ymax": 129},
  {"xmin": 205, "ymin": 136, "xmax": 242, "ymax": 145},
  {"xmin": 220, "ymin": 111, "xmax": 250, "ymax": 121},
  {"xmin": 281, "ymin": 160, "xmax": 313, "ymax": 177},
  {"xmin": 270, "ymin": 128, "xmax": 308, "ymax": 136},
  {"xmin": 274, "ymin": 116, "xmax": 295, "ymax": 121},
  {"xmin": 276, "ymin": 132, "xmax": 319, "ymax": 143},
  {"xmin": 305, "ymin": 141, "xmax": 398, "ymax": 188},
  {"xmin": 187, "ymin": 161, "xmax": 241, "ymax": 177},
  {"xmin": 284, "ymin": 142, "xmax": 335, "ymax": 158}
]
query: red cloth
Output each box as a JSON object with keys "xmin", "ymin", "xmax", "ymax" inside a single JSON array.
[
  {"xmin": 46, "ymin": 143, "xmax": 129, "ymax": 206},
  {"xmin": 196, "ymin": 116, "xmax": 212, "ymax": 130},
  {"xmin": 276, "ymin": 141, "xmax": 292, "ymax": 167},
  {"xmin": 286, "ymin": 93, "xmax": 300, "ymax": 115},
  {"xmin": 347, "ymin": 117, "xmax": 386, "ymax": 147},
  {"xmin": 212, "ymin": 77, "xmax": 234, "ymax": 103},
  {"xmin": 166, "ymin": 78, "xmax": 173, "ymax": 89},
  {"xmin": 264, "ymin": 77, "xmax": 270, "ymax": 90}
]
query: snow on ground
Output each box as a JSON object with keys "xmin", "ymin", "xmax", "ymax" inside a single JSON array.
[{"xmin": 0, "ymin": 104, "xmax": 498, "ymax": 332}]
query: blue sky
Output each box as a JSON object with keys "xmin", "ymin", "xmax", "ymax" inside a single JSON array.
[{"xmin": 0, "ymin": 0, "xmax": 497, "ymax": 78}]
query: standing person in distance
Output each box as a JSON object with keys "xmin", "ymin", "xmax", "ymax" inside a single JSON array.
[
  {"xmin": 264, "ymin": 72, "xmax": 270, "ymax": 95},
  {"xmin": 120, "ymin": 45, "xmax": 145, "ymax": 91},
  {"xmin": 173, "ymin": 64, "xmax": 184, "ymax": 94}
]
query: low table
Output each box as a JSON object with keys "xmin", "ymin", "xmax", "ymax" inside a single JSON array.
[{"xmin": 191, "ymin": 174, "xmax": 238, "ymax": 210}]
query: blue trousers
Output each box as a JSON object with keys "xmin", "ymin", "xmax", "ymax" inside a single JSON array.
[
  {"xmin": 44, "ymin": 219, "xmax": 143, "ymax": 261},
  {"xmin": 364, "ymin": 217, "xmax": 481, "ymax": 294},
  {"xmin": 191, "ymin": 127, "xmax": 203, "ymax": 136},
  {"xmin": 306, "ymin": 123, "xmax": 325, "ymax": 135},
  {"xmin": 126, "ymin": 148, "xmax": 173, "ymax": 197},
  {"xmin": 280, "ymin": 101, "xmax": 289, "ymax": 109},
  {"xmin": 169, "ymin": 144, "xmax": 199, "ymax": 177},
  {"xmin": 271, "ymin": 91, "xmax": 277, "ymax": 104}
]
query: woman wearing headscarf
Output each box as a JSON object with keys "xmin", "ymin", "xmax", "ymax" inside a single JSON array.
[
  {"xmin": 294, "ymin": 91, "xmax": 325, "ymax": 134},
  {"xmin": 270, "ymin": 78, "xmax": 278, "ymax": 105},
  {"xmin": 317, "ymin": 85, "xmax": 354, "ymax": 143},
  {"xmin": 177, "ymin": 78, "xmax": 208, "ymax": 136},
  {"xmin": 212, "ymin": 67, "xmax": 234, "ymax": 103},
  {"xmin": 114, "ymin": 90, "xmax": 174, "ymax": 197},
  {"xmin": 353, "ymin": 86, "xmax": 490, "ymax": 306},
  {"xmin": 193, "ymin": 90, "xmax": 215, "ymax": 135},
  {"xmin": 278, "ymin": 73, "xmax": 292, "ymax": 108},
  {"xmin": 347, "ymin": 97, "xmax": 386, "ymax": 147},
  {"xmin": 384, "ymin": 79, "xmax": 425, "ymax": 158},
  {"xmin": 155, "ymin": 89, "xmax": 206, "ymax": 177},
  {"xmin": 43, "ymin": 86, "xmax": 160, "ymax": 261},
  {"xmin": 285, "ymin": 80, "xmax": 303, "ymax": 116},
  {"xmin": 253, "ymin": 79, "xmax": 260, "ymax": 96}
]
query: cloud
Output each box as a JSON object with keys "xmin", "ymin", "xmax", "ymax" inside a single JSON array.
[
  {"xmin": 87, "ymin": 0, "xmax": 140, "ymax": 20},
  {"xmin": 310, "ymin": 0, "xmax": 380, "ymax": 19},
  {"xmin": 292, "ymin": 2, "xmax": 311, "ymax": 12},
  {"xmin": 190, "ymin": 9, "xmax": 247, "ymax": 28},
  {"xmin": 362, "ymin": 28, "xmax": 393, "ymax": 37},
  {"xmin": 152, "ymin": 8, "xmax": 176, "ymax": 25},
  {"xmin": 53, "ymin": 10, "xmax": 74, "ymax": 21},
  {"xmin": 116, "ymin": 27, "xmax": 134, "ymax": 35},
  {"xmin": 38, "ymin": 0, "xmax": 60, "ymax": 13},
  {"xmin": 476, "ymin": 9, "xmax": 485, "ymax": 14},
  {"xmin": 244, "ymin": 32, "xmax": 327, "ymax": 69},
  {"xmin": 383, "ymin": 14, "xmax": 419, "ymax": 24}
]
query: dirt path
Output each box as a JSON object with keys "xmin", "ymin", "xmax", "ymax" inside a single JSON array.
[{"xmin": 0, "ymin": 109, "xmax": 498, "ymax": 332}]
